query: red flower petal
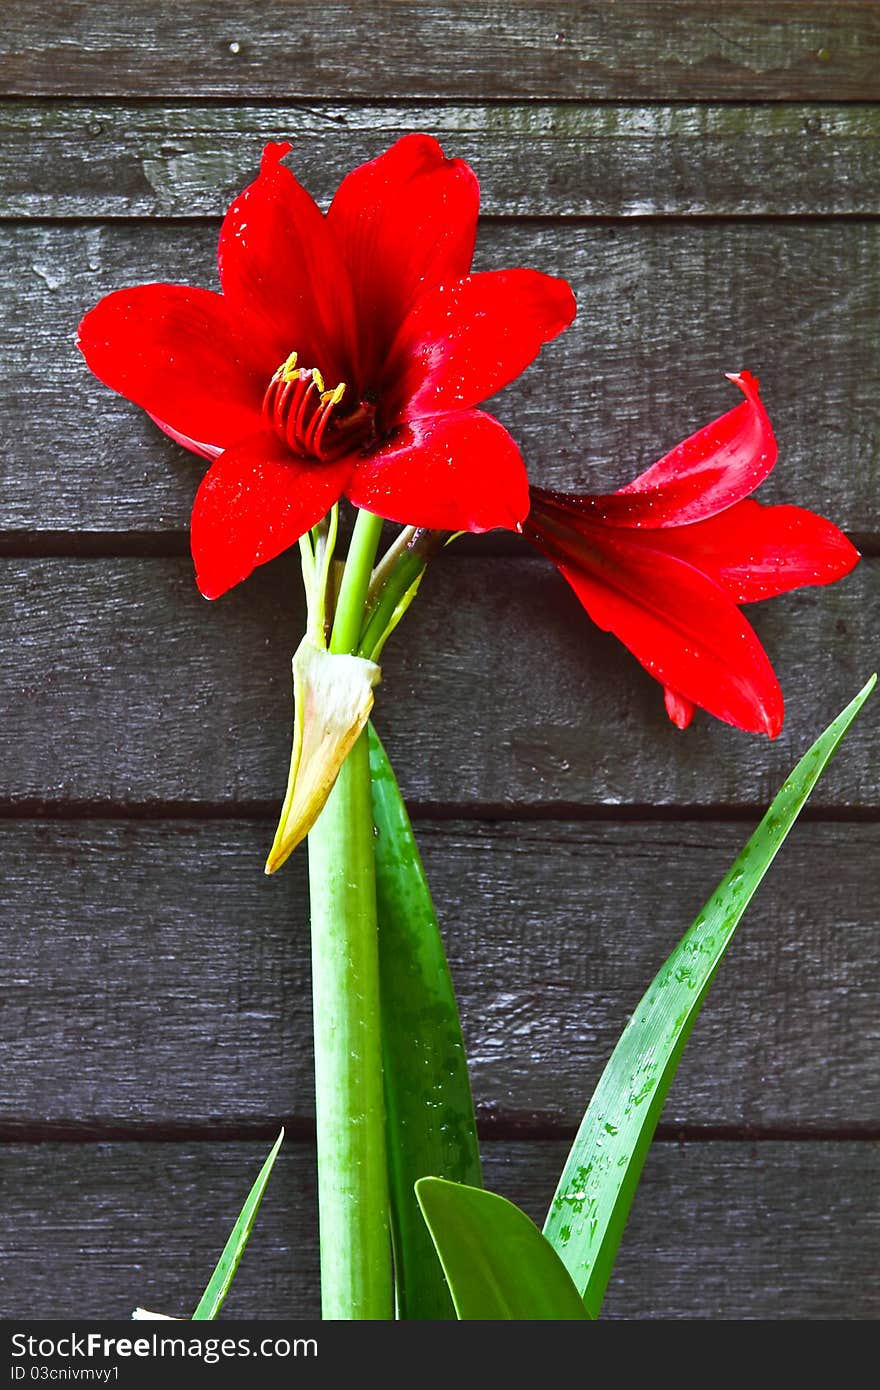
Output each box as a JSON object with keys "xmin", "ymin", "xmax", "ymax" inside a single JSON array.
[
  {"xmin": 147, "ymin": 414, "xmax": 221, "ymax": 462},
  {"xmin": 525, "ymin": 514, "xmax": 784, "ymax": 736},
  {"xmin": 347, "ymin": 410, "xmax": 530, "ymax": 533},
  {"xmin": 559, "ymin": 372, "xmax": 777, "ymax": 528},
  {"xmin": 191, "ymin": 431, "xmax": 353, "ymax": 599},
  {"xmin": 645, "ymin": 499, "xmax": 860, "ymax": 602},
  {"xmin": 77, "ymin": 284, "xmax": 269, "ymax": 455},
  {"xmin": 384, "ymin": 269, "xmax": 577, "ymax": 422},
  {"xmin": 327, "ymin": 134, "xmax": 480, "ymax": 385},
  {"xmin": 664, "ymin": 687, "xmax": 696, "ymax": 730},
  {"xmin": 218, "ymin": 142, "xmax": 358, "ymax": 387}
]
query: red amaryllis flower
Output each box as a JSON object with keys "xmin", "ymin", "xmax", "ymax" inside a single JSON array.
[
  {"xmin": 77, "ymin": 136, "xmax": 575, "ymax": 598},
  {"xmin": 524, "ymin": 373, "xmax": 859, "ymax": 737}
]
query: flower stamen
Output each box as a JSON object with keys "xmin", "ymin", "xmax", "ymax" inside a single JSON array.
[
  {"xmin": 310, "ymin": 383, "xmax": 347, "ymax": 457},
  {"xmin": 263, "ymin": 355, "xmax": 374, "ymax": 462}
]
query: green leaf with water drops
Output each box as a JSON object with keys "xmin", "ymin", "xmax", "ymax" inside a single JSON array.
[
  {"xmin": 543, "ymin": 675, "xmax": 876, "ymax": 1318},
  {"xmin": 369, "ymin": 724, "xmax": 482, "ymax": 1320},
  {"xmin": 191, "ymin": 1129, "xmax": 284, "ymax": 1320},
  {"xmin": 416, "ymin": 1178, "xmax": 591, "ymax": 1320}
]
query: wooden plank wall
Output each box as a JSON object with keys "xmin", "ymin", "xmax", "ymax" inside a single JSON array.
[{"xmin": 1, "ymin": 1, "xmax": 878, "ymax": 1320}]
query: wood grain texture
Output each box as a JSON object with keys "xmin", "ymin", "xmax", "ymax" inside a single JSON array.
[
  {"xmin": 5, "ymin": 102, "xmax": 880, "ymax": 219},
  {"xmin": 2, "ymin": 556, "xmax": 874, "ymax": 812},
  {"xmin": 0, "ymin": 819, "xmax": 876, "ymax": 1130},
  {"xmin": 4, "ymin": 223, "xmax": 878, "ymax": 538},
  {"xmin": 1, "ymin": 1139, "xmax": 876, "ymax": 1319},
  {"xmin": 2, "ymin": 2, "xmax": 878, "ymax": 101}
]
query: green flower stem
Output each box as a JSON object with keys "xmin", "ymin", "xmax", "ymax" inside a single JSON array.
[
  {"xmin": 330, "ymin": 509, "xmax": 385, "ymax": 654},
  {"xmin": 307, "ymin": 505, "xmax": 392, "ymax": 1320},
  {"xmin": 358, "ymin": 529, "xmax": 446, "ymax": 659},
  {"xmin": 366, "ymin": 525, "xmax": 419, "ymax": 601},
  {"xmin": 308, "ymin": 738, "xmax": 391, "ymax": 1319},
  {"xmin": 358, "ymin": 548, "xmax": 426, "ymax": 659}
]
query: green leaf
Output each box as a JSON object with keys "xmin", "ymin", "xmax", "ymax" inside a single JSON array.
[
  {"xmin": 369, "ymin": 724, "xmax": 482, "ymax": 1320},
  {"xmin": 416, "ymin": 1178, "xmax": 591, "ymax": 1320},
  {"xmin": 191, "ymin": 1129, "xmax": 284, "ymax": 1320},
  {"xmin": 543, "ymin": 675, "xmax": 876, "ymax": 1318}
]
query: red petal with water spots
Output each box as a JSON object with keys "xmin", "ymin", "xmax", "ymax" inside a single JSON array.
[
  {"xmin": 525, "ymin": 507, "xmax": 784, "ymax": 737},
  {"xmin": 643, "ymin": 499, "xmax": 860, "ymax": 602},
  {"xmin": 385, "ymin": 269, "xmax": 577, "ymax": 421},
  {"xmin": 327, "ymin": 134, "xmax": 480, "ymax": 386},
  {"xmin": 557, "ymin": 373, "xmax": 777, "ymax": 529},
  {"xmin": 218, "ymin": 142, "xmax": 358, "ymax": 387},
  {"xmin": 191, "ymin": 431, "xmax": 354, "ymax": 599},
  {"xmin": 77, "ymin": 284, "xmax": 268, "ymax": 456},
  {"xmin": 347, "ymin": 410, "xmax": 529, "ymax": 533}
]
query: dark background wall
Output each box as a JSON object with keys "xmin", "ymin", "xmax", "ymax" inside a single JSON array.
[{"xmin": 1, "ymin": 1, "xmax": 878, "ymax": 1319}]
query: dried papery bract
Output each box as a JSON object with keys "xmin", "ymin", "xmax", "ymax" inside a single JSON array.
[{"xmin": 266, "ymin": 639, "xmax": 381, "ymax": 874}]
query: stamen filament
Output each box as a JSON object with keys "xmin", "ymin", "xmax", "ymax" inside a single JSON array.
[
  {"xmin": 293, "ymin": 375, "xmax": 319, "ymax": 444},
  {"xmin": 262, "ymin": 354, "xmax": 373, "ymax": 463}
]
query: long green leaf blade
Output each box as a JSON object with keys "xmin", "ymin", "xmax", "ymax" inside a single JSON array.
[
  {"xmin": 416, "ymin": 1178, "xmax": 591, "ymax": 1320},
  {"xmin": 544, "ymin": 676, "xmax": 876, "ymax": 1318},
  {"xmin": 192, "ymin": 1129, "xmax": 284, "ymax": 1320},
  {"xmin": 369, "ymin": 723, "xmax": 482, "ymax": 1320}
]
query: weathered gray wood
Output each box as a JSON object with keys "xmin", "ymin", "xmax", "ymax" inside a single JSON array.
[
  {"xmin": 2, "ymin": 3, "xmax": 878, "ymax": 101},
  {"xmin": 5, "ymin": 102, "xmax": 880, "ymax": 219},
  {"xmin": 496, "ymin": 1140, "xmax": 880, "ymax": 1321},
  {"xmin": 1, "ymin": 1139, "xmax": 876, "ymax": 1318},
  {"xmin": 1, "ymin": 819, "xmax": 876, "ymax": 1129},
  {"xmin": 4, "ymin": 222, "xmax": 878, "ymax": 537},
  {"xmin": 2, "ymin": 0, "xmax": 876, "ymax": 1333},
  {"xmin": 2, "ymin": 557, "xmax": 875, "ymax": 811}
]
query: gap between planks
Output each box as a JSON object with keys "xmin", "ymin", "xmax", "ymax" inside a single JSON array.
[
  {"xmin": 0, "ymin": 801, "xmax": 877, "ymax": 825},
  {"xmin": 2, "ymin": 1121, "xmax": 877, "ymax": 1145},
  {"xmin": 1, "ymin": 531, "xmax": 878, "ymax": 560}
]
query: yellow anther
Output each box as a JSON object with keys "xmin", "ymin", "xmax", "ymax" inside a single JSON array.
[
  {"xmin": 264, "ymin": 354, "xmax": 359, "ymax": 461},
  {"xmin": 275, "ymin": 351, "xmax": 299, "ymax": 382}
]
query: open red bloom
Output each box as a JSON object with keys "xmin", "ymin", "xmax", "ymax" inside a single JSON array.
[
  {"xmin": 77, "ymin": 137, "xmax": 575, "ymax": 598},
  {"xmin": 524, "ymin": 373, "xmax": 859, "ymax": 737}
]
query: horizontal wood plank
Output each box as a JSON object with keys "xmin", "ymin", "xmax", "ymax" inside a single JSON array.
[
  {"xmin": 4, "ymin": 222, "xmax": 878, "ymax": 538},
  {"xmin": 1, "ymin": 1139, "xmax": 876, "ymax": 1318},
  {"xmin": 1, "ymin": 819, "xmax": 876, "ymax": 1129},
  {"xmin": 2, "ymin": 3, "xmax": 878, "ymax": 101},
  {"xmin": 2, "ymin": 556, "xmax": 875, "ymax": 812},
  {"xmin": 5, "ymin": 102, "xmax": 880, "ymax": 219}
]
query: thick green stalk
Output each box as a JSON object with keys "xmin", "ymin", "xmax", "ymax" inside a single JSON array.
[
  {"xmin": 330, "ymin": 509, "xmax": 385, "ymax": 654},
  {"xmin": 307, "ymin": 506, "xmax": 392, "ymax": 1319},
  {"xmin": 308, "ymin": 736, "xmax": 391, "ymax": 1318}
]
